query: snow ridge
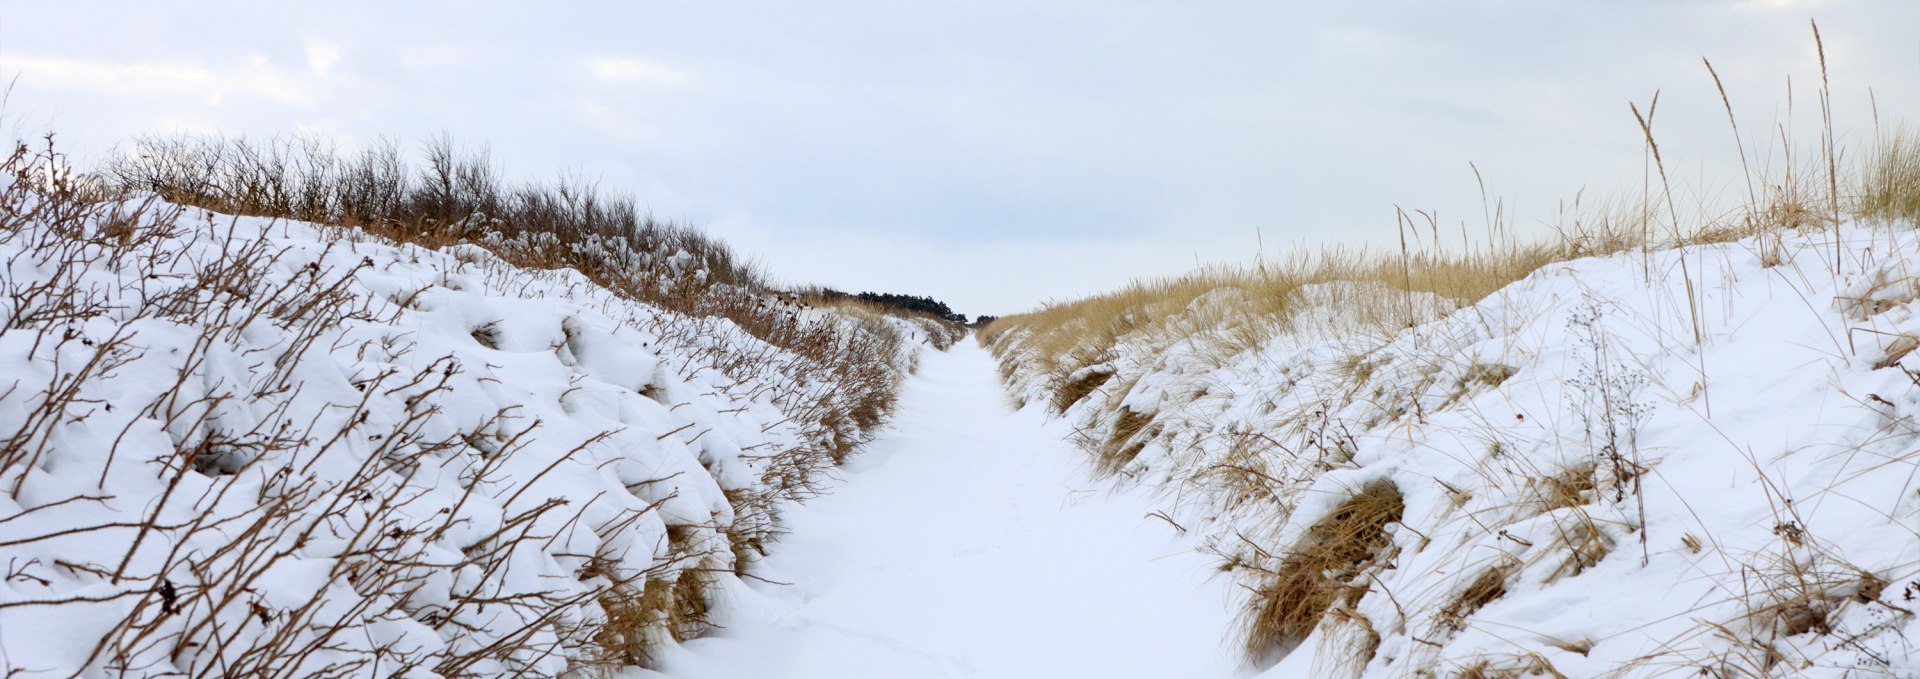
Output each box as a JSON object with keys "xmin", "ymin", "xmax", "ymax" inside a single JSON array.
[
  {"xmin": 990, "ymin": 226, "xmax": 1920, "ymax": 676},
  {"xmin": 0, "ymin": 150, "xmax": 931, "ymax": 677}
]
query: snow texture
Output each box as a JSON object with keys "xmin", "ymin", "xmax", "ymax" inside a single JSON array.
[
  {"xmin": 0, "ymin": 174, "xmax": 927, "ymax": 677},
  {"xmin": 993, "ymin": 226, "xmax": 1920, "ymax": 677},
  {"xmin": 643, "ymin": 343, "xmax": 1240, "ymax": 679}
]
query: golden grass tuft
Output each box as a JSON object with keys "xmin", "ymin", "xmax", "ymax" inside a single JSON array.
[
  {"xmin": 1243, "ymin": 480, "xmax": 1405, "ymax": 664},
  {"xmin": 1435, "ymin": 362, "xmax": 1520, "ymax": 412},
  {"xmin": 1861, "ymin": 126, "xmax": 1920, "ymax": 225}
]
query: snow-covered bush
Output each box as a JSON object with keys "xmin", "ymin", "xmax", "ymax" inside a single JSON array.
[{"xmin": 0, "ymin": 141, "xmax": 927, "ymax": 677}]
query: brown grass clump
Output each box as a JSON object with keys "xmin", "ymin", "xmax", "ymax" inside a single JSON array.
[
  {"xmin": 1436, "ymin": 562, "xmax": 1515, "ymax": 634},
  {"xmin": 1054, "ymin": 367, "xmax": 1114, "ymax": 414},
  {"xmin": 1433, "ymin": 362, "xmax": 1519, "ymax": 413},
  {"xmin": 1315, "ymin": 607, "xmax": 1384, "ymax": 678},
  {"xmin": 1461, "ymin": 363, "xmax": 1518, "ymax": 390},
  {"xmin": 586, "ymin": 578, "xmax": 652, "ymax": 667},
  {"xmin": 583, "ymin": 526, "xmax": 720, "ymax": 670},
  {"xmin": 1097, "ymin": 406, "xmax": 1157, "ymax": 475},
  {"xmin": 658, "ymin": 568, "xmax": 718, "ymax": 643},
  {"xmin": 1535, "ymin": 463, "xmax": 1597, "ymax": 513},
  {"xmin": 1544, "ymin": 512, "xmax": 1614, "ymax": 583},
  {"xmin": 588, "ymin": 569, "xmax": 715, "ymax": 670},
  {"xmin": 1452, "ymin": 653, "xmax": 1568, "ymax": 679},
  {"xmin": 1243, "ymin": 480, "xmax": 1405, "ymax": 664},
  {"xmin": 1734, "ymin": 538, "xmax": 1889, "ymax": 642}
]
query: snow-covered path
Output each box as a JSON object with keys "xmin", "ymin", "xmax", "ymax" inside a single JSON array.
[{"xmin": 648, "ymin": 342, "xmax": 1242, "ymax": 679}]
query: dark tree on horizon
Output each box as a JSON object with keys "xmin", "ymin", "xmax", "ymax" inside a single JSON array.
[{"xmin": 808, "ymin": 288, "xmax": 968, "ymax": 324}]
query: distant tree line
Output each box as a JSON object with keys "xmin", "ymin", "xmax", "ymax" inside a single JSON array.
[{"xmin": 810, "ymin": 288, "xmax": 968, "ymax": 324}]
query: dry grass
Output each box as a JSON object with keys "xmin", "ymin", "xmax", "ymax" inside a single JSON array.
[
  {"xmin": 1242, "ymin": 480, "xmax": 1405, "ymax": 665},
  {"xmin": 579, "ymin": 565, "xmax": 715, "ymax": 672},
  {"xmin": 98, "ymin": 132, "xmax": 917, "ymax": 505},
  {"xmin": 1542, "ymin": 511, "xmax": 1615, "ymax": 583},
  {"xmin": 978, "ymin": 185, "xmax": 1774, "ymax": 432},
  {"xmin": 1314, "ymin": 607, "xmax": 1384, "ymax": 678},
  {"xmin": 984, "ymin": 30, "xmax": 1920, "ymax": 679},
  {"xmin": 0, "ymin": 140, "xmax": 637, "ymax": 675},
  {"xmin": 1451, "ymin": 653, "xmax": 1568, "ymax": 679},
  {"xmin": 1862, "ymin": 126, "xmax": 1920, "ymax": 225},
  {"xmin": 981, "ymin": 96, "xmax": 1919, "ymax": 398},
  {"xmin": 1533, "ymin": 463, "xmax": 1597, "ymax": 513},
  {"xmin": 983, "ymin": 243, "xmax": 1562, "ymax": 382},
  {"xmin": 106, "ymin": 133, "xmax": 764, "ymax": 289},
  {"xmin": 1435, "ymin": 561, "xmax": 1515, "ymax": 634},
  {"xmin": 1096, "ymin": 406, "xmax": 1157, "ymax": 475},
  {"xmin": 1052, "ymin": 366, "xmax": 1114, "ymax": 414},
  {"xmin": 0, "ymin": 133, "xmax": 926, "ymax": 675}
]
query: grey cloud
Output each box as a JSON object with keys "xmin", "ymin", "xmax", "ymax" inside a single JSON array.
[{"xmin": 3, "ymin": 0, "xmax": 1916, "ymax": 314}]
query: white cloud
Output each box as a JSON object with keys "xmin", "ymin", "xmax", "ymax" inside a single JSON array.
[
  {"xmin": 568, "ymin": 97, "xmax": 664, "ymax": 144},
  {"xmin": 581, "ymin": 57, "xmax": 694, "ymax": 87},
  {"xmin": 2, "ymin": 53, "xmax": 315, "ymax": 106},
  {"xmin": 2, "ymin": 0, "xmax": 1915, "ymax": 312},
  {"xmin": 305, "ymin": 42, "xmax": 342, "ymax": 76},
  {"xmin": 394, "ymin": 45, "xmax": 468, "ymax": 70}
]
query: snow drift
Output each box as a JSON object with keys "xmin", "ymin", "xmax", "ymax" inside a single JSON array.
[
  {"xmin": 988, "ymin": 223, "xmax": 1920, "ymax": 676},
  {"xmin": 0, "ymin": 143, "xmax": 945, "ymax": 677}
]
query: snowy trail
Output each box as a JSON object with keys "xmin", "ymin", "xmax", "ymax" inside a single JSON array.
[{"xmin": 648, "ymin": 342, "xmax": 1243, "ymax": 679}]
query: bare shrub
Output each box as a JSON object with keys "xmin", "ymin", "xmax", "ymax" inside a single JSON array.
[{"xmin": 0, "ymin": 135, "xmax": 922, "ymax": 677}]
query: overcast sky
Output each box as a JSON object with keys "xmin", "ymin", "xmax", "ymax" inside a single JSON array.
[{"xmin": 4, "ymin": 1, "xmax": 1917, "ymax": 316}]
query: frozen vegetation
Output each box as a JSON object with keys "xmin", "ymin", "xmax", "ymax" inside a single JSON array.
[
  {"xmin": 4, "ymin": 26, "xmax": 1919, "ymax": 679},
  {"xmin": 0, "ymin": 143, "xmax": 956, "ymax": 677},
  {"xmin": 986, "ymin": 222, "xmax": 1920, "ymax": 676}
]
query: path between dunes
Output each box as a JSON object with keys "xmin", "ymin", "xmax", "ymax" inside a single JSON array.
[{"xmin": 641, "ymin": 341, "xmax": 1247, "ymax": 679}]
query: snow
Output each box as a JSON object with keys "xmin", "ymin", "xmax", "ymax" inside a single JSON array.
[
  {"xmin": 0, "ymin": 178, "xmax": 927, "ymax": 677},
  {"xmin": 20, "ymin": 141, "xmax": 1920, "ymax": 677},
  {"xmin": 991, "ymin": 225, "xmax": 1920, "ymax": 676},
  {"xmin": 645, "ymin": 342, "xmax": 1244, "ymax": 679}
]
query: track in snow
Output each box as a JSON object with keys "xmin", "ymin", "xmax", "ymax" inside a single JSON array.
[{"xmin": 645, "ymin": 342, "xmax": 1243, "ymax": 679}]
